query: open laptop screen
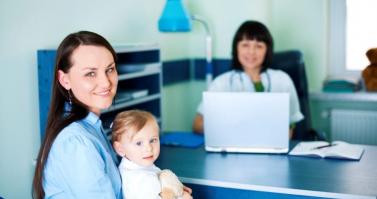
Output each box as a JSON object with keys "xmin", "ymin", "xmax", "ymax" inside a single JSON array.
[{"xmin": 203, "ymin": 92, "xmax": 289, "ymax": 153}]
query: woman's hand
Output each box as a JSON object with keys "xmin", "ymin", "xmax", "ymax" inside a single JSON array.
[
  {"xmin": 160, "ymin": 187, "xmax": 175, "ymax": 199},
  {"xmin": 182, "ymin": 185, "xmax": 193, "ymax": 199},
  {"xmin": 183, "ymin": 185, "xmax": 192, "ymax": 194},
  {"xmin": 182, "ymin": 191, "xmax": 193, "ymax": 199}
]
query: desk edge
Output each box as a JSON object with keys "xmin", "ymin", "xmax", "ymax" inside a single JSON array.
[{"xmin": 180, "ymin": 177, "xmax": 375, "ymax": 199}]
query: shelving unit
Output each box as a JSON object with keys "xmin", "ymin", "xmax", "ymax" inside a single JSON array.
[{"xmin": 37, "ymin": 43, "xmax": 162, "ymax": 140}]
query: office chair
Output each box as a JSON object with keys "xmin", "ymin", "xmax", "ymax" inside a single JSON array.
[{"xmin": 270, "ymin": 50, "xmax": 325, "ymax": 141}]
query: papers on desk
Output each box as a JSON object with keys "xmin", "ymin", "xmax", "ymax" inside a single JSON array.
[{"xmin": 289, "ymin": 141, "xmax": 364, "ymax": 160}]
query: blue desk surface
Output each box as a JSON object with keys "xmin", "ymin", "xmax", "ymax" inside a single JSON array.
[{"xmin": 156, "ymin": 143, "xmax": 377, "ymax": 199}]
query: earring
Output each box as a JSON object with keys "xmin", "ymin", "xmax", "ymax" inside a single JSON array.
[{"xmin": 68, "ymin": 90, "xmax": 72, "ymax": 105}]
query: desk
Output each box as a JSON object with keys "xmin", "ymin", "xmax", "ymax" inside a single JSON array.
[{"xmin": 156, "ymin": 143, "xmax": 377, "ymax": 199}]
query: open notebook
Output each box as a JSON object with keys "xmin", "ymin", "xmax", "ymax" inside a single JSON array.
[{"xmin": 289, "ymin": 141, "xmax": 364, "ymax": 160}]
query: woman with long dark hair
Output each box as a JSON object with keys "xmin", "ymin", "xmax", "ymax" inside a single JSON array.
[{"xmin": 33, "ymin": 31, "xmax": 122, "ymax": 198}]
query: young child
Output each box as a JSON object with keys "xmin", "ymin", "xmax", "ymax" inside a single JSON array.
[{"xmin": 111, "ymin": 110, "xmax": 192, "ymax": 199}]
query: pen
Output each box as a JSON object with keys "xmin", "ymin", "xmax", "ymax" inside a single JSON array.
[{"xmin": 311, "ymin": 143, "xmax": 338, "ymax": 150}]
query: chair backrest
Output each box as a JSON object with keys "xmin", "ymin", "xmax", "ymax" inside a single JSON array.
[{"xmin": 270, "ymin": 50, "xmax": 314, "ymax": 140}]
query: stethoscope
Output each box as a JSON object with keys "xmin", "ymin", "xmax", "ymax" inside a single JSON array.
[{"xmin": 230, "ymin": 70, "xmax": 271, "ymax": 92}]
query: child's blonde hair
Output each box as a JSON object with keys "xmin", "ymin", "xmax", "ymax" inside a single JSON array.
[{"xmin": 111, "ymin": 110, "xmax": 158, "ymax": 143}]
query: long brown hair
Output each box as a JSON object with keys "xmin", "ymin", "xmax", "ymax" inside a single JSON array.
[{"xmin": 32, "ymin": 31, "xmax": 116, "ymax": 199}]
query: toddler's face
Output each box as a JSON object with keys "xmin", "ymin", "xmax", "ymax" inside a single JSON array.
[{"xmin": 121, "ymin": 121, "xmax": 160, "ymax": 167}]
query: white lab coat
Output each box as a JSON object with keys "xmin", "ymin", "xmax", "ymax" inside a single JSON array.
[{"xmin": 197, "ymin": 68, "xmax": 304, "ymax": 124}]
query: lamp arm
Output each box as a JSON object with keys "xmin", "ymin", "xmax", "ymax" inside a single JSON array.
[
  {"xmin": 192, "ymin": 15, "xmax": 213, "ymax": 87},
  {"xmin": 191, "ymin": 15, "xmax": 210, "ymax": 35}
]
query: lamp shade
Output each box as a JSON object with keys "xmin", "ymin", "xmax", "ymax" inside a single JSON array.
[{"xmin": 158, "ymin": 0, "xmax": 192, "ymax": 32}]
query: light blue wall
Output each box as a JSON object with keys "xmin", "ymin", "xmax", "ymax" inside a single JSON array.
[
  {"xmin": 0, "ymin": 0, "xmax": 329, "ymax": 198},
  {"xmin": 162, "ymin": 0, "xmax": 329, "ymax": 132},
  {"xmin": 187, "ymin": 0, "xmax": 272, "ymax": 58},
  {"xmin": 162, "ymin": 81, "xmax": 206, "ymax": 131},
  {"xmin": 162, "ymin": 0, "xmax": 274, "ymax": 132},
  {"xmin": 271, "ymin": 0, "xmax": 328, "ymax": 91},
  {"xmin": 185, "ymin": 0, "xmax": 327, "ymax": 90},
  {"xmin": 0, "ymin": 0, "xmax": 183, "ymax": 198}
]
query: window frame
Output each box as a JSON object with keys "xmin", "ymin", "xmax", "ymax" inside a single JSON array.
[{"xmin": 328, "ymin": 0, "xmax": 361, "ymax": 78}]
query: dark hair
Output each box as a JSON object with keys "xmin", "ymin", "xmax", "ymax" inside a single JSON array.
[
  {"xmin": 32, "ymin": 31, "xmax": 116, "ymax": 199},
  {"xmin": 231, "ymin": 20, "xmax": 274, "ymax": 72}
]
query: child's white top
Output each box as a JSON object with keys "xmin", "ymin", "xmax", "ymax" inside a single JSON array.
[{"xmin": 119, "ymin": 157, "xmax": 161, "ymax": 199}]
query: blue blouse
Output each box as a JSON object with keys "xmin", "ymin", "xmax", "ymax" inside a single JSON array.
[{"xmin": 43, "ymin": 112, "xmax": 122, "ymax": 199}]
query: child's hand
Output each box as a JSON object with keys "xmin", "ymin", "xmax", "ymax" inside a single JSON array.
[{"xmin": 160, "ymin": 187, "xmax": 175, "ymax": 199}]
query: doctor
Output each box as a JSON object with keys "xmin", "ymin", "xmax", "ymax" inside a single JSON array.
[{"xmin": 192, "ymin": 20, "xmax": 304, "ymax": 138}]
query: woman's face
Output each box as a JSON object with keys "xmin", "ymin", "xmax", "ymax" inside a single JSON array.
[
  {"xmin": 58, "ymin": 45, "xmax": 118, "ymax": 115},
  {"xmin": 237, "ymin": 39, "xmax": 267, "ymax": 71}
]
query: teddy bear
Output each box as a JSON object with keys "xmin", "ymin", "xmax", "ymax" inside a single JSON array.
[
  {"xmin": 362, "ymin": 48, "xmax": 377, "ymax": 91},
  {"xmin": 158, "ymin": 169, "xmax": 184, "ymax": 199}
]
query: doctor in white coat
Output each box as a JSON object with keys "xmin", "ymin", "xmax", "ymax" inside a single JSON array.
[{"xmin": 193, "ymin": 20, "xmax": 303, "ymax": 138}]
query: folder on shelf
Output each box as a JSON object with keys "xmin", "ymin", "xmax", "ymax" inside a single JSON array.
[
  {"xmin": 130, "ymin": 89, "xmax": 149, "ymax": 98},
  {"xmin": 117, "ymin": 64, "xmax": 146, "ymax": 74},
  {"xmin": 160, "ymin": 131, "xmax": 204, "ymax": 148},
  {"xmin": 115, "ymin": 89, "xmax": 149, "ymax": 104},
  {"xmin": 322, "ymin": 77, "xmax": 360, "ymax": 93}
]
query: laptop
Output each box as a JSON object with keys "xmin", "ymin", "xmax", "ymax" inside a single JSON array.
[{"xmin": 203, "ymin": 92, "xmax": 290, "ymax": 153}]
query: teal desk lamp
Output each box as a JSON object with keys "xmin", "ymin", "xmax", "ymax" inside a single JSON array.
[{"xmin": 158, "ymin": 0, "xmax": 213, "ymax": 86}]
